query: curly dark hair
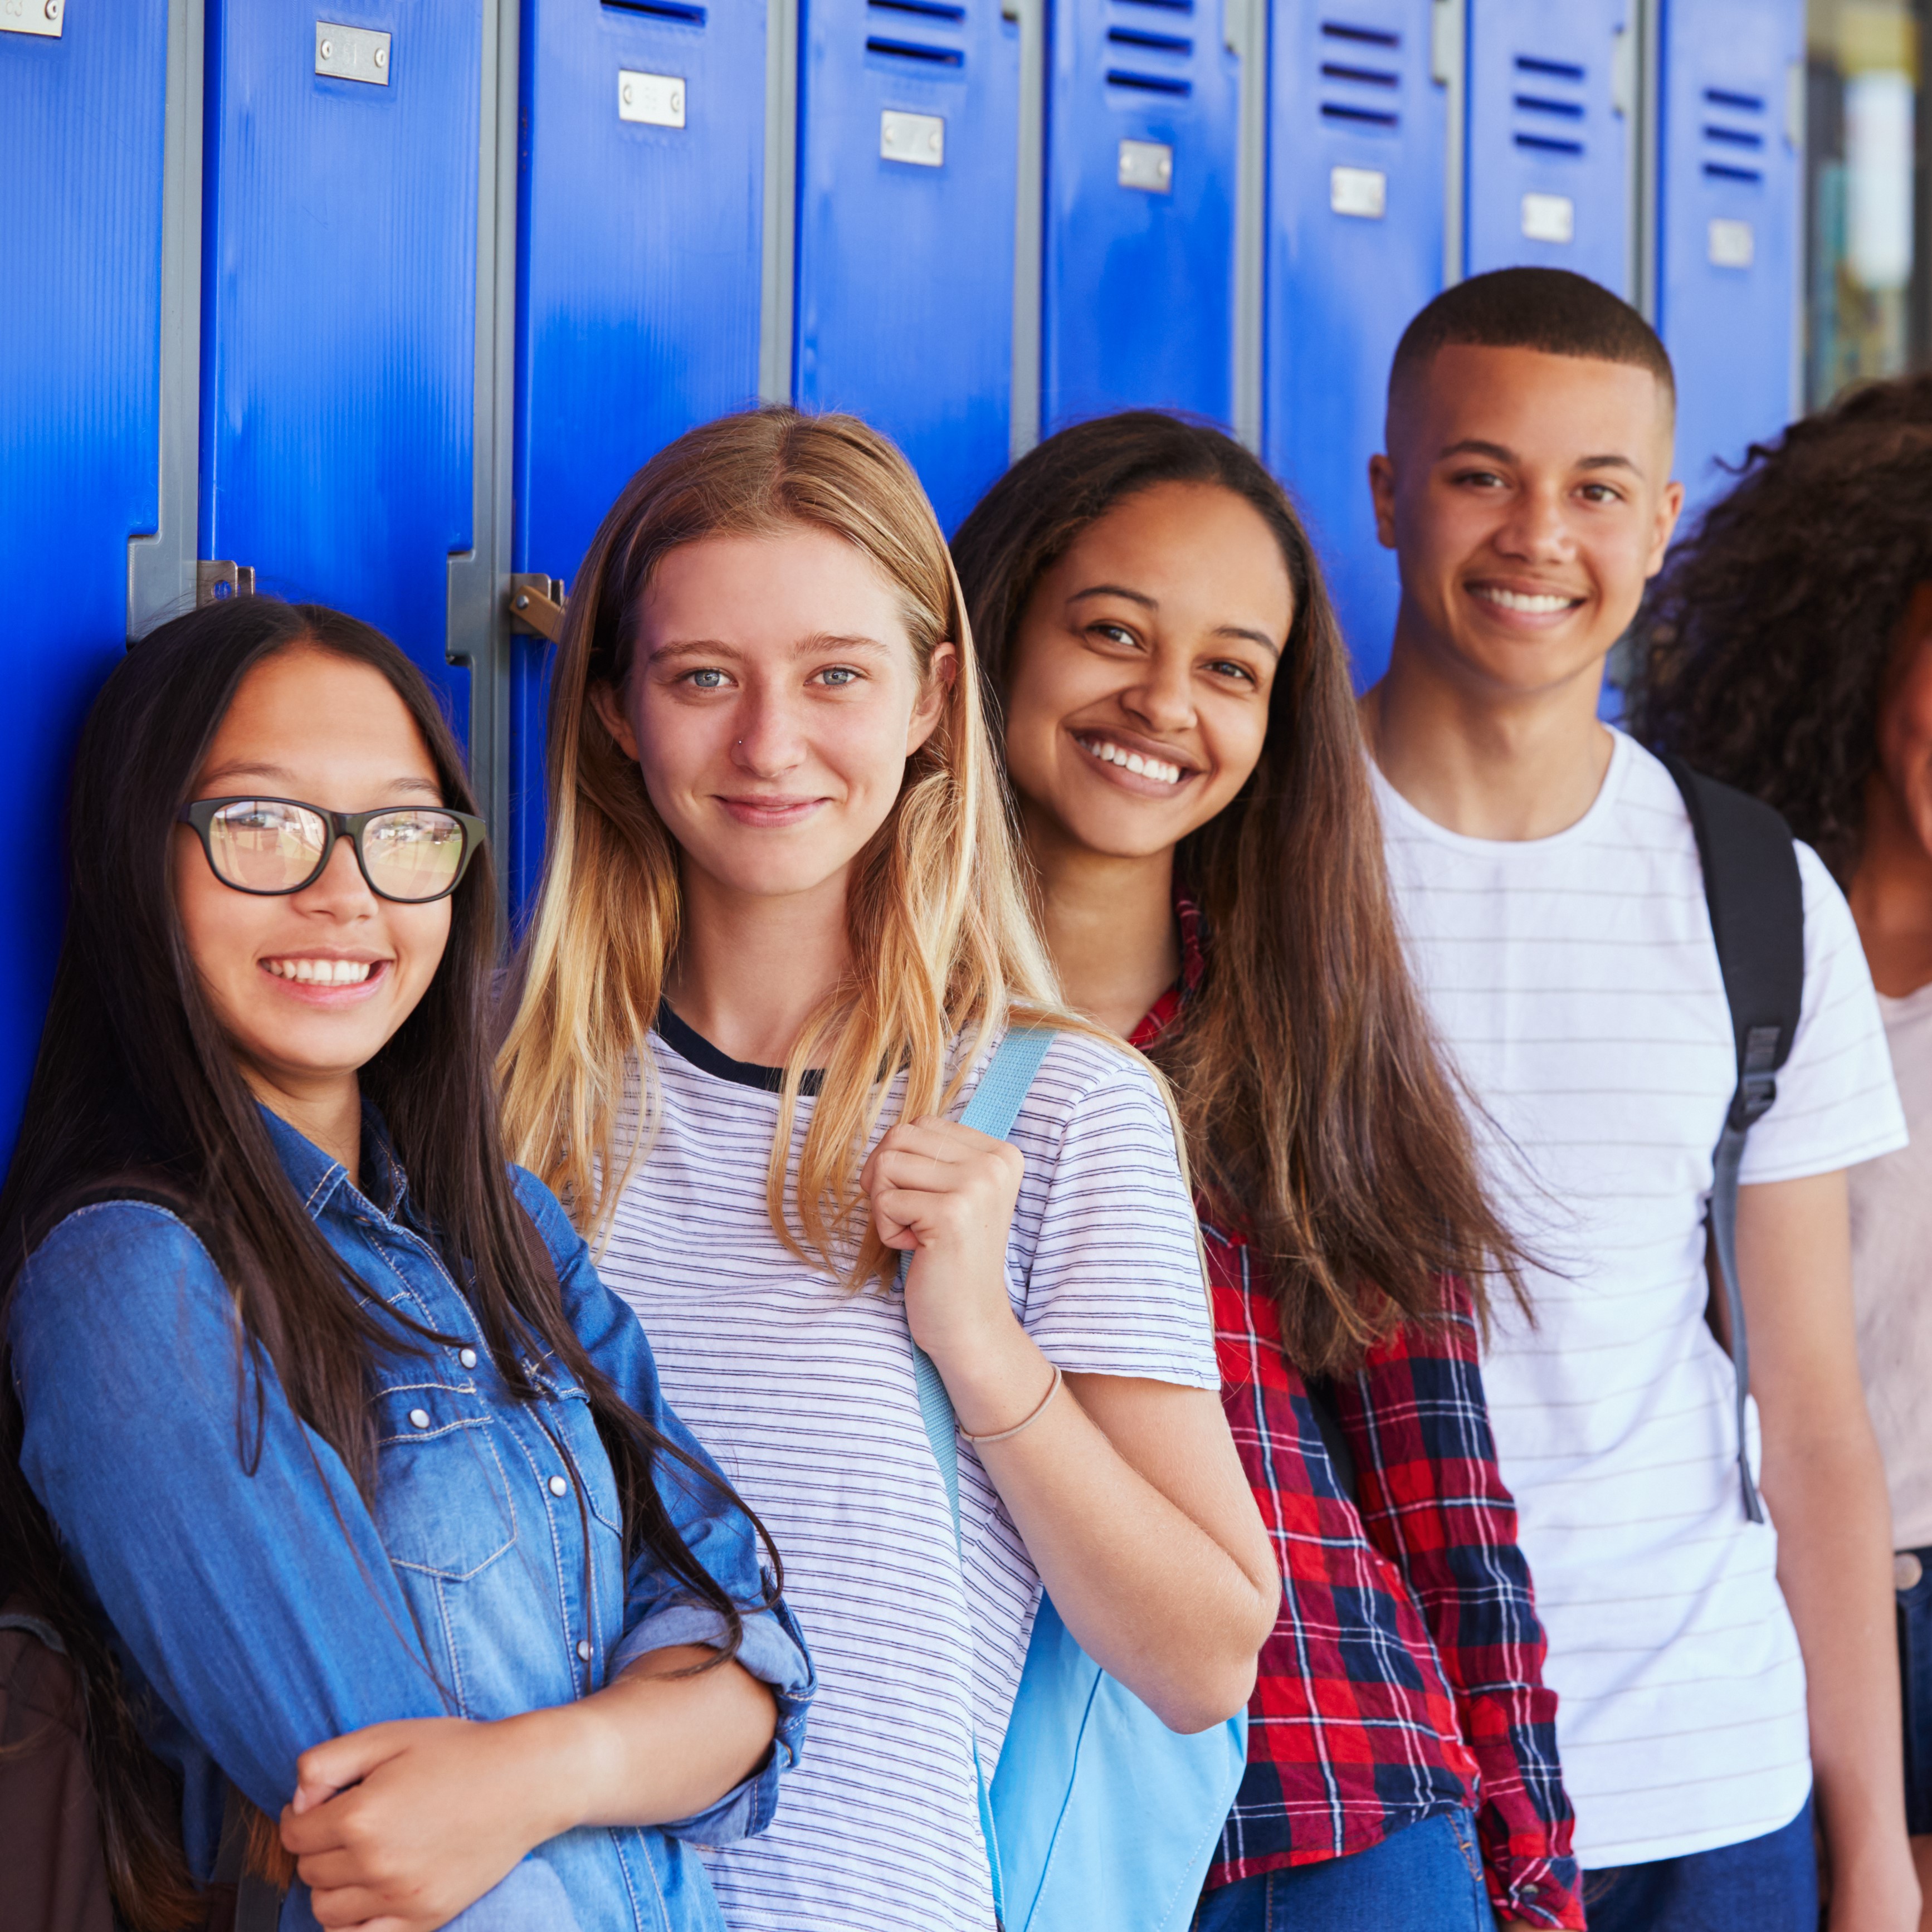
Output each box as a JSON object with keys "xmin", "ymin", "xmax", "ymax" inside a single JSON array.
[{"xmin": 1629, "ymin": 372, "xmax": 1932, "ymax": 882}]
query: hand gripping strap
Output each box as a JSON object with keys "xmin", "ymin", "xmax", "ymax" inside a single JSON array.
[{"xmin": 908, "ymin": 1026, "xmax": 1059, "ymax": 1533}]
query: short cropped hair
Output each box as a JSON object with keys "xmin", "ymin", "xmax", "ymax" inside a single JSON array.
[{"xmin": 1389, "ymin": 267, "xmax": 1676, "ymax": 417}]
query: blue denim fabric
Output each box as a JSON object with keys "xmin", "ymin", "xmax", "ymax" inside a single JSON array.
[
  {"xmin": 1582, "ymin": 1795, "xmax": 1817, "ymax": 1932},
  {"xmin": 1193, "ymin": 1809, "xmax": 1498, "ymax": 1932},
  {"xmin": 10, "ymin": 1106, "xmax": 813, "ymax": 1932},
  {"xmin": 1897, "ymin": 1549, "xmax": 1932, "ymax": 1835}
]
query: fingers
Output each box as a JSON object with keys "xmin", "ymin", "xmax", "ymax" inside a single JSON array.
[{"xmin": 292, "ymin": 1723, "xmax": 404, "ymax": 1821}]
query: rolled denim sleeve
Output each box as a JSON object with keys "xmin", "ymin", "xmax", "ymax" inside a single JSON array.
[
  {"xmin": 9, "ymin": 1206, "xmax": 451, "ymax": 1840},
  {"xmin": 515, "ymin": 1173, "xmax": 814, "ymax": 1840}
]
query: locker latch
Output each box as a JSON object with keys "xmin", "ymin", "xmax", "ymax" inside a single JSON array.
[
  {"xmin": 1, "ymin": 0, "xmax": 64, "ymax": 38},
  {"xmin": 508, "ymin": 575, "xmax": 567, "ymax": 644},
  {"xmin": 197, "ymin": 560, "xmax": 256, "ymax": 607}
]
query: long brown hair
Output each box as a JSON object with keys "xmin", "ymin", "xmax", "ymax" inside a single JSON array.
[
  {"xmin": 954, "ymin": 412, "xmax": 1523, "ymax": 1372},
  {"xmin": 0, "ymin": 599, "xmax": 769, "ymax": 1928},
  {"xmin": 500, "ymin": 407, "xmax": 1105, "ymax": 1285},
  {"xmin": 1631, "ymin": 372, "xmax": 1932, "ymax": 882}
]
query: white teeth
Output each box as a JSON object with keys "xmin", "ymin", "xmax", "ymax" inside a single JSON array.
[
  {"xmin": 1477, "ymin": 586, "xmax": 1577, "ymax": 614},
  {"xmin": 266, "ymin": 958, "xmax": 374, "ymax": 985},
  {"xmin": 1077, "ymin": 736, "xmax": 1184, "ymax": 786}
]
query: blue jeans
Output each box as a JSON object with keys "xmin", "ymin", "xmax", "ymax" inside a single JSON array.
[
  {"xmin": 1583, "ymin": 1794, "xmax": 1817, "ymax": 1932},
  {"xmin": 1898, "ymin": 1547, "xmax": 1932, "ymax": 1835},
  {"xmin": 1193, "ymin": 1809, "xmax": 1497, "ymax": 1931}
]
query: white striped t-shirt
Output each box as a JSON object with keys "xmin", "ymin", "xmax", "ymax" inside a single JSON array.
[
  {"xmin": 597, "ymin": 1017, "xmax": 1217, "ymax": 1932},
  {"xmin": 1374, "ymin": 730, "xmax": 1907, "ymax": 1867}
]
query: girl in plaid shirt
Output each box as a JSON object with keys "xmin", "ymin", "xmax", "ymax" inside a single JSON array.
[{"xmin": 954, "ymin": 413, "xmax": 1583, "ymax": 1931}]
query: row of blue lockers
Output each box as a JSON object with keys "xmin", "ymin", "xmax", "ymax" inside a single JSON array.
[{"xmin": 4, "ymin": 0, "xmax": 1801, "ymax": 1151}]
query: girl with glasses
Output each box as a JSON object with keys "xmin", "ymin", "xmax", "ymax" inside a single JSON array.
[
  {"xmin": 498, "ymin": 407, "xmax": 1279, "ymax": 1932},
  {"xmin": 952, "ymin": 413, "xmax": 1582, "ymax": 1932},
  {"xmin": 1, "ymin": 598, "xmax": 811, "ymax": 1932}
]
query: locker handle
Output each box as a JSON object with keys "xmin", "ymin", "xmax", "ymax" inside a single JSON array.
[{"xmin": 508, "ymin": 575, "xmax": 568, "ymax": 644}]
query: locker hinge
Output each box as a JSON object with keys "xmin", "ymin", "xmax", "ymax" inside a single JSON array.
[
  {"xmin": 197, "ymin": 560, "xmax": 256, "ymax": 607},
  {"xmin": 1611, "ymin": 25, "xmax": 1635, "ymax": 118},
  {"xmin": 507, "ymin": 575, "xmax": 568, "ymax": 644},
  {"xmin": 1428, "ymin": 0, "xmax": 1457, "ymax": 87}
]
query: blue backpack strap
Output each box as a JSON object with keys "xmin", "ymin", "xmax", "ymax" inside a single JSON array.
[
  {"xmin": 901, "ymin": 1023, "xmax": 1056, "ymax": 1923},
  {"xmin": 908, "ymin": 1026, "xmax": 1058, "ymax": 1533}
]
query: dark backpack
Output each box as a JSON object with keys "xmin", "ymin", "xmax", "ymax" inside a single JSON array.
[{"xmin": 1661, "ymin": 755, "xmax": 1807, "ymax": 1525}]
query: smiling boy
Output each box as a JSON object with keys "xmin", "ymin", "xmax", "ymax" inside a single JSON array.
[{"xmin": 1359, "ymin": 268, "xmax": 1918, "ymax": 1930}]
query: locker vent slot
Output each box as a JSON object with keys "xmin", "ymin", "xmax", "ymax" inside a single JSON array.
[
  {"xmin": 867, "ymin": 34, "xmax": 964, "ymax": 62},
  {"xmin": 1115, "ymin": 0, "xmax": 1197, "ymax": 13},
  {"xmin": 1109, "ymin": 26, "xmax": 1192, "ymax": 53},
  {"xmin": 1511, "ymin": 51, "xmax": 1585, "ymax": 157},
  {"xmin": 1700, "ymin": 85, "xmax": 1767, "ymax": 183},
  {"xmin": 869, "ymin": 0, "xmax": 968, "ymax": 18},
  {"xmin": 1319, "ymin": 18, "xmax": 1401, "ymax": 130},
  {"xmin": 1107, "ymin": 67, "xmax": 1192, "ymax": 92},
  {"xmin": 1320, "ymin": 20, "xmax": 1398, "ymax": 46},
  {"xmin": 602, "ymin": 0, "xmax": 708, "ymax": 22}
]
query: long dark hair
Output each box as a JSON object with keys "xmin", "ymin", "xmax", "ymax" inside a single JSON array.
[
  {"xmin": 1630, "ymin": 372, "xmax": 1932, "ymax": 881},
  {"xmin": 953, "ymin": 412, "xmax": 1524, "ymax": 1372},
  {"xmin": 0, "ymin": 599, "xmax": 770, "ymax": 1928}
]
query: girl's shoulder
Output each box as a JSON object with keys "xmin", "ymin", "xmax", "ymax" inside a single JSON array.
[
  {"xmin": 991, "ymin": 1023, "xmax": 1175, "ymax": 1149},
  {"xmin": 506, "ymin": 1163, "xmax": 588, "ymax": 1270},
  {"xmin": 11, "ymin": 1199, "xmax": 227, "ymax": 1368}
]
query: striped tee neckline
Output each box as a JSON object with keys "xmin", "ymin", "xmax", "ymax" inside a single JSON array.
[{"xmin": 655, "ymin": 999, "xmax": 824, "ymax": 1097}]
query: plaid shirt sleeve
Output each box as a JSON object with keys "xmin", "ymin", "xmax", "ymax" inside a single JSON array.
[{"xmin": 1342, "ymin": 1282, "xmax": 1584, "ymax": 1929}]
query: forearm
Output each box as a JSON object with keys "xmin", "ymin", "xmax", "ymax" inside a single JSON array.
[
  {"xmin": 510, "ymin": 1646, "xmax": 779, "ymax": 1837},
  {"xmin": 944, "ymin": 1323, "xmax": 1276, "ymax": 1731},
  {"xmin": 1762, "ymin": 1419, "xmax": 1911, "ymax": 1883}
]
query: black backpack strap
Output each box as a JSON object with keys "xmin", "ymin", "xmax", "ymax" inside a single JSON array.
[
  {"xmin": 1303, "ymin": 1375, "xmax": 1360, "ymax": 1506},
  {"xmin": 1661, "ymin": 755, "xmax": 1806, "ymax": 1525}
]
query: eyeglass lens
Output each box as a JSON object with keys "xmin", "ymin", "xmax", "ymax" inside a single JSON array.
[{"xmin": 206, "ymin": 801, "xmax": 466, "ymax": 901}]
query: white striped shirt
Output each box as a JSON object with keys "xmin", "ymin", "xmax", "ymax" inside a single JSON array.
[
  {"xmin": 1374, "ymin": 730, "xmax": 1907, "ymax": 1866},
  {"xmin": 598, "ymin": 1018, "xmax": 1217, "ymax": 1931}
]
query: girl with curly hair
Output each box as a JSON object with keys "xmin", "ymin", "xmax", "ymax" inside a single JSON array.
[{"xmin": 1632, "ymin": 370, "xmax": 1932, "ymax": 1922}]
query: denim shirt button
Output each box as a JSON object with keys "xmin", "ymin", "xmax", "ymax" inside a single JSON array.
[
  {"xmin": 548, "ymin": 1475, "xmax": 569, "ymax": 1497},
  {"xmin": 459, "ymin": 1348, "xmax": 477, "ymax": 1369},
  {"xmin": 408, "ymin": 1408, "xmax": 430, "ymax": 1430},
  {"xmin": 576, "ymin": 1640, "xmax": 592, "ymax": 1662}
]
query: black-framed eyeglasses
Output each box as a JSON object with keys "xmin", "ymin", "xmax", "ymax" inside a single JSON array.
[{"xmin": 178, "ymin": 797, "xmax": 487, "ymax": 904}]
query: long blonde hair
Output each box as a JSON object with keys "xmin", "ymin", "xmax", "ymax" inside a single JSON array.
[{"xmin": 499, "ymin": 407, "xmax": 1072, "ymax": 1284}]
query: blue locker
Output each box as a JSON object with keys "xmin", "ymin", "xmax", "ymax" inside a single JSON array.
[
  {"xmin": 1465, "ymin": 0, "xmax": 1631, "ymax": 295},
  {"xmin": 1262, "ymin": 1, "xmax": 1445, "ymax": 687},
  {"xmin": 1657, "ymin": 0, "xmax": 1801, "ymax": 519},
  {"xmin": 796, "ymin": 0, "xmax": 1021, "ymax": 529},
  {"xmin": 512, "ymin": 0, "xmax": 769, "ymax": 914},
  {"xmin": 201, "ymin": 1, "xmax": 481, "ymax": 731},
  {"xmin": 0, "ymin": 2, "xmax": 169, "ymax": 1152},
  {"xmin": 1041, "ymin": 0, "xmax": 1242, "ymax": 431}
]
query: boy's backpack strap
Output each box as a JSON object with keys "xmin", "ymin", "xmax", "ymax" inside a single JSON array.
[{"xmin": 1661, "ymin": 754, "xmax": 1805, "ymax": 1525}]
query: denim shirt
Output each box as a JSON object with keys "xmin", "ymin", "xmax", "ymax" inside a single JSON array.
[{"xmin": 10, "ymin": 1106, "xmax": 812, "ymax": 1932}]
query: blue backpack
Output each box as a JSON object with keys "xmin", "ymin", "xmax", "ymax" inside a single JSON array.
[{"xmin": 905, "ymin": 1026, "xmax": 1249, "ymax": 1932}]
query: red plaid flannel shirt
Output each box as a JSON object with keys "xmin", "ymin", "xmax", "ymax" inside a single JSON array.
[{"xmin": 1134, "ymin": 903, "xmax": 1583, "ymax": 1927}]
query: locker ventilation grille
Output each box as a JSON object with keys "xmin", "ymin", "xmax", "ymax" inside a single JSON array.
[
  {"xmin": 1700, "ymin": 85, "xmax": 1767, "ymax": 183},
  {"xmin": 1318, "ymin": 18, "xmax": 1399, "ymax": 130},
  {"xmin": 1109, "ymin": 26, "xmax": 1192, "ymax": 53},
  {"xmin": 1115, "ymin": 0, "xmax": 1196, "ymax": 12},
  {"xmin": 602, "ymin": 0, "xmax": 708, "ymax": 22},
  {"xmin": 865, "ymin": 0, "xmax": 967, "ymax": 69},
  {"xmin": 1108, "ymin": 67, "xmax": 1192, "ymax": 93},
  {"xmin": 1511, "ymin": 52, "xmax": 1585, "ymax": 156}
]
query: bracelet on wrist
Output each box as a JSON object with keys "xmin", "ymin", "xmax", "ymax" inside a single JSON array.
[{"xmin": 959, "ymin": 1362, "xmax": 1063, "ymax": 1446}]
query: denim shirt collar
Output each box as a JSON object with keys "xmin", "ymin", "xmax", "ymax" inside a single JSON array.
[{"xmin": 256, "ymin": 1098, "xmax": 408, "ymax": 1226}]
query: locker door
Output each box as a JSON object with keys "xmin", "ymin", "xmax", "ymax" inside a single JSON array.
[
  {"xmin": 1, "ymin": 0, "xmax": 170, "ymax": 1149},
  {"xmin": 1465, "ymin": 0, "xmax": 1631, "ymax": 295},
  {"xmin": 1262, "ymin": 0, "xmax": 1445, "ymax": 686},
  {"xmin": 1657, "ymin": 0, "xmax": 1801, "ymax": 517},
  {"xmin": 512, "ymin": 0, "xmax": 768, "ymax": 913},
  {"xmin": 201, "ymin": 1, "xmax": 481, "ymax": 731},
  {"xmin": 796, "ymin": 0, "xmax": 1020, "ymax": 530},
  {"xmin": 1041, "ymin": 0, "xmax": 1242, "ymax": 431}
]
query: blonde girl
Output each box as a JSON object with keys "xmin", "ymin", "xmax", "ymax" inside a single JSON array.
[{"xmin": 500, "ymin": 408, "xmax": 1277, "ymax": 1932}]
